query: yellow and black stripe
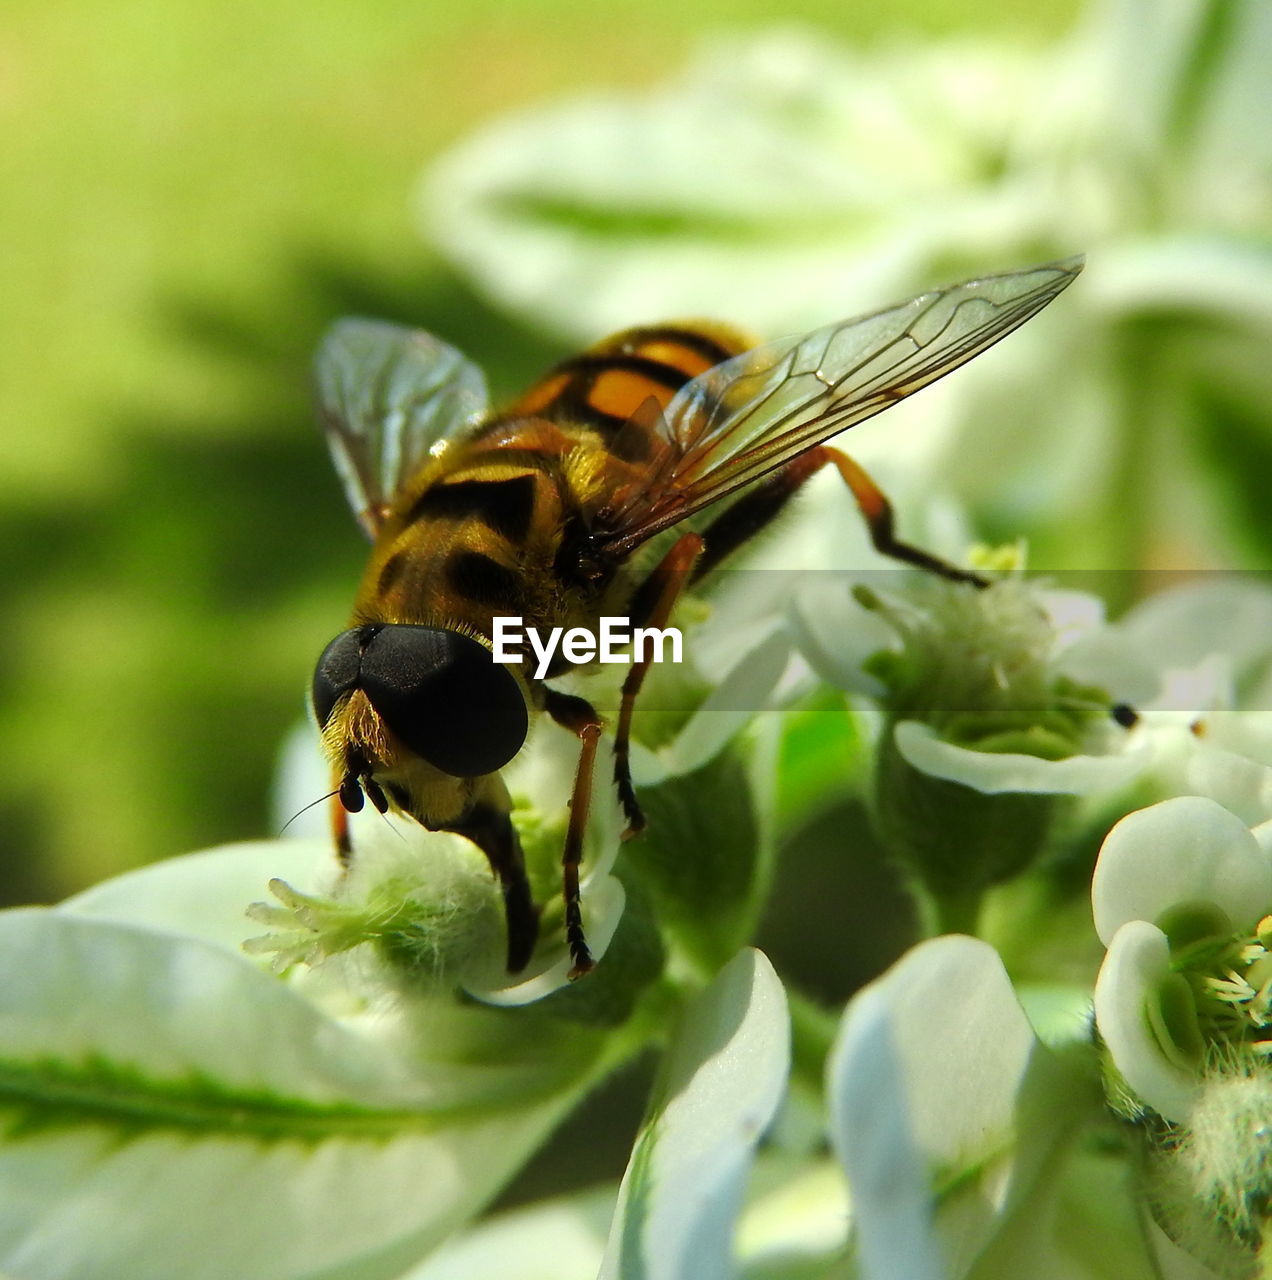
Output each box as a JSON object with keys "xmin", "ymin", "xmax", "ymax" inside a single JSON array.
[{"xmin": 505, "ymin": 323, "xmax": 750, "ymax": 461}]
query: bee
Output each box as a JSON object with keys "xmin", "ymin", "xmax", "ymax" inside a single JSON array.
[{"xmin": 310, "ymin": 257, "xmax": 1082, "ymax": 979}]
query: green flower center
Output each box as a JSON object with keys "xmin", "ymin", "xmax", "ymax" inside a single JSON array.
[
  {"xmin": 857, "ymin": 575, "xmax": 1112, "ymax": 757},
  {"xmin": 1166, "ymin": 907, "xmax": 1272, "ymax": 1056}
]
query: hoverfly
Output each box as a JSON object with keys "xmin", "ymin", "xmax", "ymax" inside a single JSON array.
[{"xmin": 310, "ymin": 257, "xmax": 1082, "ymax": 979}]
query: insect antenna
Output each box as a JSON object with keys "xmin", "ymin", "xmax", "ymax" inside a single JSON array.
[{"xmin": 278, "ymin": 788, "xmax": 341, "ymax": 837}]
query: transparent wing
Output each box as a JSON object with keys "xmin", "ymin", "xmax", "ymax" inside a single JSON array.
[
  {"xmin": 599, "ymin": 257, "xmax": 1083, "ymax": 556},
  {"xmin": 314, "ymin": 318, "xmax": 489, "ymax": 539}
]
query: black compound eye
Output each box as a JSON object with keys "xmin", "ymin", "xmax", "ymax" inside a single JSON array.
[
  {"xmin": 312, "ymin": 629, "xmax": 365, "ymax": 728},
  {"xmin": 359, "ymin": 626, "xmax": 528, "ymax": 777}
]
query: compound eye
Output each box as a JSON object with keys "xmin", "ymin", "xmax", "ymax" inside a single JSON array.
[
  {"xmin": 359, "ymin": 626, "xmax": 528, "ymax": 777},
  {"xmin": 312, "ymin": 630, "xmax": 364, "ymax": 728}
]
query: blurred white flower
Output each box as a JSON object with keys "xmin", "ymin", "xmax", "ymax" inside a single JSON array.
[
  {"xmin": 1074, "ymin": 579, "xmax": 1272, "ymax": 825},
  {"xmin": 422, "ymin": 0, "xmax": 1272, "ymax": 569}
]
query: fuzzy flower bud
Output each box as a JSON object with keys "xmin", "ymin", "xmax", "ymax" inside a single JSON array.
[{"xmin": 805, "ymin": 567, "xmax": 1133, "ymax": 926}]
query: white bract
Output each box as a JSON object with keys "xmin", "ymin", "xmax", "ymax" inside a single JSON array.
[{"xmin": 599, "ymin": 949, "xmax": 790, "ymax": 1280}]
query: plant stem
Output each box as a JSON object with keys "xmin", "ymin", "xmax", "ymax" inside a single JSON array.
[
  {"xmin": 927, "ymin": 887, "xmax": 985, "ymax": 938},
  {"xmin": 785, "ymin": 986, "xmax": 841, "ymax": 1094}
]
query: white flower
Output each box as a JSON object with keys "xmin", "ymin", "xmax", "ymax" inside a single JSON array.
[
  {"xmin": 1092, "ymin": 796, "xmax": 1272, "ymax": 1122},
  {"xmin": 784, "ymin": 565, "xmax": 1148, "ymax": 916},
  {"xmin": 830, "ymin": 934, "xmax": 1145, "ymax": 1279},
  {"xmin": 794, "ymin": 571, "xmax": 1272, "ymax": 814}
]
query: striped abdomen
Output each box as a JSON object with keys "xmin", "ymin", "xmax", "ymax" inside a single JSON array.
[
  {"xmin": 353, "ymin": 324, "xmax": 753, "ymax": 637},
  {"xmin": 499, "ymin": 323, "xmax": 752, "ymax": 461},
  {"xmin": 355, "ymin": 454, "xmax": 564, "ymax": 632}
]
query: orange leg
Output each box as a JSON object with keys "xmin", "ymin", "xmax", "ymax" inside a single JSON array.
[
  {"xmin": 812, "ymin": 447, "xmax": 987, "ymax": 587},
  {"xmin": 331, "ymin": 779, "xmax": 353, "ymax": 863},
  {"xmin": 690, "ymin": 446, "xmax": 986, "ymax": 587},
  {"xmin": 612, "ymin": 531, "xmax": 704, "ymax": 836},
  {"xmin": 545, "ymin": 688, "xmax": 605, "ymax": 979}
]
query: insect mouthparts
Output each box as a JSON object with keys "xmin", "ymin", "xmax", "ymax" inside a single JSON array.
[{"xmin": 338, "ymin": 773, "xmax": 365, "ymax": 813}]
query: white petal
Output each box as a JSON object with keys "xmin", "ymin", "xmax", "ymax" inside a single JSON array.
[
  {"xmin": 787, "ymin": 576, "xmax": 894, "ymax": 698},
  {"xmin": 466, "ymin": 876, "xmax": 626, "ymax": 1007},
  {"xmin": 1053, "ymin": 629, "xmax": 1164, "ymax": 709},
  {"xmin": 1194, "ymin": 711, "xmax": 1272, "ymax": 768},
  {"xmin": 1183, "ymin": 740, "xmax": 1272, "ymax": 827},
  {"xmin": 655, "ymin": 629, "xmax": 795, "ymax": 780},
  {"xmin": 1091, "ymin": 796, "xmax": 1272, "ymax": 945},
  {"xmin": 828, "ymin": 984, "xmax": 944, "ymax": 1280},
  {"xmin": 270, "ymin": 720, "xmax": 332, "ymax": 839},
  {"xmin": 1037, "ymin": 587, "xmax": 1106, "ymax": 650},
  {"xmin": 599, "ymin": 949, "xmax": 790, "ymax": 1280},
  {"xmin": 893, "ymin": 719, "xmax": 1151, "ymax": 795},
  {"xmin": 1086, "ymin": 238, "xmax": 1272, "ymax": 336},
  {"xmin": 1093, "ymin": 920, "xmax": 1199, "ymax": 1123},
  {"xmin": 829, "ymin": 936, "xmax": 1039, "ymax": 1278},
  {"xmin": 832, "ymin": 935, "xmax": 1036, "ymax": 1174},
  {"xmin": 1118, "ymin": 579, "xmax": 1272, "ymax": 680}
]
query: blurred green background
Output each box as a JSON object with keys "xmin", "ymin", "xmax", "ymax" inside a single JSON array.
[{"xmin": 1, "ymin": 0, "xmax": 1080, "ymax": 905}]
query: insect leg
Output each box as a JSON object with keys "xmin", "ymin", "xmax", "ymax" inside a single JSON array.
[
  {"xmin": 330, "ymin": 776, "xmax": 353, "ymax": 864},
  {"xmin": 614, "ymin": 531, "xmax": 705, "ymax": 836},
  {"xmin": 812, "ymin": 447, "xmax": 987, "ymax": 586},
  {"xmin": 544, "ymin": 688, "xmax": 605, "ymax": 979},
  {"xmin": 688, "ymin": 446, "xmax": 986, "ymax": 587}
]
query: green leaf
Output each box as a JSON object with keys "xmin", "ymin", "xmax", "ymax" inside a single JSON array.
[
  {"xmin": 599, "ymin": 949, "xmax": 790, "ymax": 1280},
  {"xmin": 772, "ymin": 691, "xmax": 867, "ymax": 831},
  {"xmin": 61, "ymin": 837, "xmax": 333, "ymax": 953},
  {"xmin": 0, "ymin": 906, "xmax": 616, "ymax": 1280}
]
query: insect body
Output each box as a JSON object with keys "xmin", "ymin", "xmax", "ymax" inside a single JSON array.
[{"xmin": 310, "ymin": 258, "xmax": 1083, "ymax": 979}]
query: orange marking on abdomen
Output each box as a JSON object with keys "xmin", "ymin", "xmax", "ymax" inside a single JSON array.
[
  {"xmin": 627, "ymin": 339, "xmax": 718, "ymax": 379},
  {"xmin": 588, "ymin": 366, "xmax": 683, "ymax": 419},
  {"xmin": 510, "ymin": 371, "xmax": 572, "ymax": 415}
]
